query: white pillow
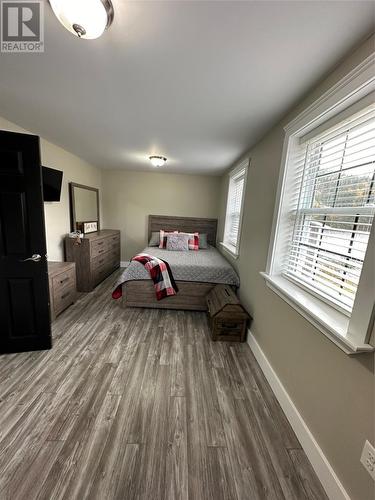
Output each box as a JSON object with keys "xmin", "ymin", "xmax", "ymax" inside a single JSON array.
[{"xmin": 166, "ymin": 233, "xmax": 189, "ymax": 251}]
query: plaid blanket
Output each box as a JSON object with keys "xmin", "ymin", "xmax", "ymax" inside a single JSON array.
[{"xmin": 112, "ymin": 253, "xmax": 178, "ymax": 301}]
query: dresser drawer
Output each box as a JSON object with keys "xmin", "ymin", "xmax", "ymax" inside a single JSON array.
[
  {"xmin": 91, "ymin": 238, "xmax": 107, "ymax": 258},
  {"xmin": 108, "ymin": 248, "xmax": 120, "ymax": 269},
  {"xmin": 108, "ymin": 242, "xmax": 120, "ymax": 253},
  {"xmin": 52, "ymin": 268, "xmax": 75, "ymax": 294},
  {"xmin": 93, "ymin": 262, "xmax": 110, "ymax": 286},
  {"xmin": 109, "ymin": 258, "xmax": 120, "ymax": 272},
  {"xmin": 54, "ymin": 287, "xmax": 76, "ymax": 316},
  {"xmin": 108, "ymin": 237, "xmax": 120, "ymax": 251},
  {"xmin": 48, "ymin": 262, "xmax": 77, "ymax": 321},
  {"xmin": 107, "ymin": 247, "xmax": 120, "ymax": 262},
  {"xmin": 91, "ymin": 252, "xmax": 108, "ymax": 270},
  {"xmin": 108, "ymin": 233, "xmax": 120, "ymax": 245}
]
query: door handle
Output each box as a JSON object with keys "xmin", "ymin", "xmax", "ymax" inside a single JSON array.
[{"xmin": 20, "ymin": 254, "xmax": 42, "ymax": 262}]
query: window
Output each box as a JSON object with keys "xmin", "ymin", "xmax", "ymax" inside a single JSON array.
[
  {"xmin": 263, "ymin": 58, "xmax": 375, "ymax": 354},
  {"xmin": 285, "ymin": 105, "xmax": 375, "ymax": 314},
  {"xmin": 222, "ymin": 160, "xmax": 248, "ymax": 256}
]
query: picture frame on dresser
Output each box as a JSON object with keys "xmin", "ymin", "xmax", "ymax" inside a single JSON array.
[{"xmin": 80, "ymin": 221, "xmax": 98, "ymax": 234}]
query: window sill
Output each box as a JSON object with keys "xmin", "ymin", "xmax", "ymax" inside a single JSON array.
[
  {"xmin": 219, "ymin": 242, "xmax": 239, "ymax": 259},
  {"xmin": 260, "ymin": 272, "xmax": 374, "ymax": 355}
]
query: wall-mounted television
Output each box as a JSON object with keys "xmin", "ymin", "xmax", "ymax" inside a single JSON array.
[{"xmin": 42, "ymin": 166, "xmax": 63, "ymax": 202}]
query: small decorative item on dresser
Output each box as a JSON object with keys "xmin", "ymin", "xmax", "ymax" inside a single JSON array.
[
  {"xmin": 206, "ymin": 284, "xmax": 251, "ymax": 342},
  {"xmin": 82, "ymin": 221, "xmax": 98, "ymax": 234},
  {"xmin": 48, "ymin": 262, "xmax": 77, "ymax": 322},
  {"xmin": 76, "ymin": 221, "xmax": 98, "ymax": 234}
]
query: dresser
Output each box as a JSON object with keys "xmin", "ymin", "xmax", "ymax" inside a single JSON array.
[
  {"xmin": 65, "ymin": 229, "xmax": 120, "ymax": 292},
  {"xmin": 48, "ymin": 261, "xmax": 77, "ymax": 321}
]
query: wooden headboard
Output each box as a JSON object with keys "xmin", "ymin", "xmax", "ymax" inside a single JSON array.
[{"xmin": 148, "ymin": 215, "xmax": 218, "ymax": 246}]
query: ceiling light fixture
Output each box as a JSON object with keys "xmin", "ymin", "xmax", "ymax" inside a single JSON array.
[
  {"xmin": 149, "ymin": 156, "xmax": 167, "ymax": 167},
  {"xmin": 49, "ymin": 0, "xmax": 114, "ymax": 40}
]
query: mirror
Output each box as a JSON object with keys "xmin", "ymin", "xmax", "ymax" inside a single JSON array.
[{"xmin": 69, "ymin": 183, "xmax": 100, "ymax": 233}]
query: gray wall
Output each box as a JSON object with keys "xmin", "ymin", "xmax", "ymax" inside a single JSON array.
[
  {"xmin": 102, "ymin": 169, "xmax": 221, "ymax": 261},
  {"xmin": 217, "ymin": 35, "xmax": 375, "ymax": 500}
]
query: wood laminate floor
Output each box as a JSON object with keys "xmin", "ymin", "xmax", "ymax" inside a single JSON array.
[{"xmin": 0, "ymin": 270, "xmax": 328, "ymax": 500}]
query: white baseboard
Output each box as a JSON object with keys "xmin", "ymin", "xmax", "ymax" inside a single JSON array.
[
  {"xmin": 120, "ymin": 261, "xmax": 130, "ymax": 268},
  {"xmin": 247, "ymin": 330, "xmax": 350, "ymax": 500}
]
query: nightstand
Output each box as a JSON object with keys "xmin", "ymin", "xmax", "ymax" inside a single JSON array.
[{"xmin": 48, "ymin": 261, "xmax": 77, "ymax": 321}]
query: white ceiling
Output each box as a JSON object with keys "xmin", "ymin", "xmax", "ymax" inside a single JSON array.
[{"xmin": 0, "ymin": 1, "xmax": 374, "ymax": 174}]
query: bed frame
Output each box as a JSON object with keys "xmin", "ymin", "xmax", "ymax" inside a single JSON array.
[{"xmin": 122, "ymin": 215, "xmax": 218, "ymax": 311}]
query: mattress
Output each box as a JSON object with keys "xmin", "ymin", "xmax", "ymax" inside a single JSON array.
[{"xmin": 115, "ymin": 246, "xmax": 240, "ymax": 288}]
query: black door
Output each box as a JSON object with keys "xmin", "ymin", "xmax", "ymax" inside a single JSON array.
[{"xmin": 0, "ymin": 131, "xmax": 51, "ymax": 353}]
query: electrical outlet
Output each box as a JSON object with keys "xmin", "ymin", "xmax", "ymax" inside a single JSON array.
[{"xmin": 360, "ymin": 440, "xmax": 375, "ymax": 481}]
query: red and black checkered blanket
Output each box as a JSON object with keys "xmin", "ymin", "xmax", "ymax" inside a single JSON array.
[{"xmin": 112, "ymin": 253, "xmax": 178, "ymax": 301}]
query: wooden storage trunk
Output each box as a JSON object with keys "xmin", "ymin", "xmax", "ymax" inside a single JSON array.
[{"xmin": 206, "ymin": 284, "xmax": 251, "ymax": 342}]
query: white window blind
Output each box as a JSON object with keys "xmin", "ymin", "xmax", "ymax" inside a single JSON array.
[
  {"xmin": 284, "ymin": 104, "xmax": 375, "ymax": 313},
  {"xmin": 223, "ymin": 162, "xmax": 247, "ymax": 253}
]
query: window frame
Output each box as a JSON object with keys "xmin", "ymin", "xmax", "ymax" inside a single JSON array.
[
  {"xmin": 283, "ymin": 107, "xmax": 375, "ymax": 316},
  {"xmin": 220, "ymin": 160, "xmax": 248, "ymax": 258},
  {"xmin": 263, "ymin": 53, "xmax": 375, "ymax": 355}
]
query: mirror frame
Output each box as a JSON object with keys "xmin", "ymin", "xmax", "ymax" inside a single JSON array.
[{"xmin": 69, "ymin": 182, "xmax": 100, "ymax": 232}]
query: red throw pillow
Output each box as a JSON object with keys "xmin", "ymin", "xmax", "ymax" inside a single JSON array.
[
  {"xmin": 159, "ymin": 230, "xmax": 178, "ymax": 248},
  {"xmin": 180, "ymin": 232, "xmax": 199, "ymax": 250}
]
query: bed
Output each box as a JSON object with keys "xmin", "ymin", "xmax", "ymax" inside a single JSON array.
[{"xmin": 116, "ymin": 215, "xmax": 239, "ymax": 311}]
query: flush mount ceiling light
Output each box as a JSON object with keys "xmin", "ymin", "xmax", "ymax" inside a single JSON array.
[
  {"xmin": 49, "ymin": 0, "xmax": 114, "ymax": 39},
  {"xmin": 149, "ymin": 156, "xmax": 167, "ymax": 167}
]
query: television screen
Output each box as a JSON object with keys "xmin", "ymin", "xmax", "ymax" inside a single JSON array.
[{"xmin": 42, "ymin": 166, "xmax": 63, "ymax": 202}]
